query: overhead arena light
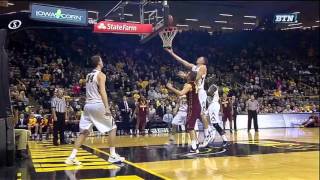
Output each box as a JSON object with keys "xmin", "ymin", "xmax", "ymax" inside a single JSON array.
[
  {"xmin": 185, "ymin": 18, "xmax": 199, "ymax": 21},
  {"xmin": 312, "ymin": 25, "xmax": 319, "ymax": 28},
  {"xmin": 144, "ymin": 10, "xmax": 156, "ymax": 14},
  {"xmin": 316, "ymin": 20, "xmax": 320, "ymax": 23},
  {"xmin": 303, "ymin": 26, "xmax": 311, "ymax": 30},
  {"xmin": 199, "ymin": 25, "xmax": 211, "ymax": 29},
  {"xmin": 243, "ymin": 22, "xmax": 255, "ymax": 25},
  {"xmin": 288, "ymin": 23, "xmax": 302, "ymax": 26},
  {"xmin": 221, "ymin": 27, "xmax": 233, "ymax": 30},
  {"xmin": 214, "ymin": 20, "xmax": 227, "ymax": 23},
  {"xmin": 292, "ymin": 12, "xmax": 300, "ymax": 14},
  {"xmin": 176, "ymin": 24, "xmax": 189, "ymax": 27},
  {"xmin": 219, "ymin": 13, "xmax": 233, "ymax": 17},
  {"xmin": 20, "ymin": 10, "xmax": 30, "ymax": 12},
  {"xmin": 5, "ymin": 11, "xmax": 16, "ymax": 14},
  {"xmin": 88, "ymin": 11, "xmax": 98, "ymax": 13},
  {"xmin": 281, "ymin": 26, "xmax": 303, "ymax": 30},
  {"xmin": 244, "ymin": 15, "xmax": 256, "ymax": 18},
  {"xmin": 7, "ymin": 2, "xmax": 14, "ymax": 6},
  {"xmin": 243, "ymin": 28, "xmax": 252, "ymax": 31},
  {"xmin": 124, "ymin": 13, "xmax": 133, "ymax": 17}
]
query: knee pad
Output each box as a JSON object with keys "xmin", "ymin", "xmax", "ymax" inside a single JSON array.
[{"xmin": 213, "ymin": 123, "xmax": 225, "ymax": 135}]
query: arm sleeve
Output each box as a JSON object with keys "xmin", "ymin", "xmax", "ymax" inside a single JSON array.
[{"xmin": 51, "ymin": 98, "xmax": 56, "ymax": 109}]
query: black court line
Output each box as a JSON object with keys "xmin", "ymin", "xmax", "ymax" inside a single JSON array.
[
  {"xmin": 82, "ymin": 144, "xmax": 169, "ymax": 180},
  {"xmin": 98, "ymin": 139, "xmax": 319, "ymax": 163}
]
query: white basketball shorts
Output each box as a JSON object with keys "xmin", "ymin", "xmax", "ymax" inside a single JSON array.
[
  {"xmin": 207, "ymin": 101, "xmax": 220, "ymax": 124},
  {"xmin": 79, "ymin": 102, "xmax": 117, "ymax": 133},
  {"xmin": 172, "ymin": 111, "xmax": 187, "ymax": 126}
]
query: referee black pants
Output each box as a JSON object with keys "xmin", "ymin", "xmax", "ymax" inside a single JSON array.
[
  {"xmin": 53, "ymin": 112, "xmax": 66, "ymax": 144},
  {"xmin": 248, "ymin": 110, "xmax": 258, "ymax": 131}
]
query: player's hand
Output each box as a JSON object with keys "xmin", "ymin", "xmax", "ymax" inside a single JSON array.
[
  {"xmin": 105, "ymin": 109, "xmax": 112, "ymax": 116},
  {"xmin": 177, "ymin": 71, "xmax": 186, "ymax": 78},
  {"xmin": 53, "ymin": 116, "xmax": 57, "ymax": 121},
  {"xmin": 166, "ymin": 83, "xmax": 173, "ymax": 89}
]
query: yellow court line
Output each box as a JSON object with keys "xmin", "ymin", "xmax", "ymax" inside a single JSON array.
[
  {"xmin": 36, "ymin": 164, "xmax": 119, "ymax": 172},
  {"xmin": 81, "ymin": 175, "xmax": 144, "ymax": 180},
  {"xmin": 83, "ymin": 144, "xmax": 172, "ymax": 180},
  {"xmin": 38, "ymin": 161, "xmax": 111, "ymax": 167}
]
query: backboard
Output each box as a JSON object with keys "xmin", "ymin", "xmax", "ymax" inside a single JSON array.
[{"xmin": 101, "ymin": 0, "xmax": 170, "ymax": 44}]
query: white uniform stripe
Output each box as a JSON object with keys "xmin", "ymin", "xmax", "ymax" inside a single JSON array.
[{"xmin": 51, "ymin": 97, "xmax": 66, "ymax": 113}]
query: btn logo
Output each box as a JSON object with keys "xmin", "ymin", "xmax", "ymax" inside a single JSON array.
[{"xmin": 274, "ymin": 14, "xmax": 298, "ymax": 23}]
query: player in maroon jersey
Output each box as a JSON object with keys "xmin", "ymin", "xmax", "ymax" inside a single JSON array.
[{"xmin": 166, "ymin": 71, "xmax": 201, "ymax": 153}]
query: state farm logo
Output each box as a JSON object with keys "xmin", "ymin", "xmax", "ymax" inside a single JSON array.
[
  {"xmin": 8, "ymin": 20, "xmax": 22, "ymax": 29},
  {"xmin": 97, "ymin": 22, "xmax": 107, "ymax": 29}
]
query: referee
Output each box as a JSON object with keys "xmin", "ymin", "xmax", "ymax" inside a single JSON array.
[
  {"xmin": 51, "ymin": 88, "xmax": 67, "ymax": 145},
  {"xmin": 246, "ymin": 95, "xmax": 259, "ymax": 132}
]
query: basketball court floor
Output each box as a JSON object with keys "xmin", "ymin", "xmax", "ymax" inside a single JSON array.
[{"xmin": 3, "ymin": 127, "xmax": 318, "ymax": 180}]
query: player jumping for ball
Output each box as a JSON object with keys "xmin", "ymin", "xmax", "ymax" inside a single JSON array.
[
  {"xmin": 165, "ymin": 48, "xmax": 214, "ymax": 146},
  {"xmin": 167, "ymin": 71, "xmax": 202, "ymax": 153},
  {"xmin": 202, "ymin": 83, "xmax": 229, "ymax": 147},
  {"xmin": 65, "ymin": 55, "xmax": 125, "ymax": 165}
]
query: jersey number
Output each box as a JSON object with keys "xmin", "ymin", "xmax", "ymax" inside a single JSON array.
[{"xmin": 86, "ymin": 74, "xmax": 94, "ymax": 83}]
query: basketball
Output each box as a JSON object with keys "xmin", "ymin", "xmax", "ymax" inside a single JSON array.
[{"xmin": 168, "ymin": 15, "xmax": 174, "ymax": 26}]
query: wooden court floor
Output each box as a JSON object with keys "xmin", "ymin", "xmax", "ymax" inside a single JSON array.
[{"xmin": 4, "ymin": 128, "xmax": 319, "ymax": 180}]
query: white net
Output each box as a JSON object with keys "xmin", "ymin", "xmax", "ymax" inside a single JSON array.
[{"xmin": 159, "ymin": 27, "xmax": 178, "ymax": 48}]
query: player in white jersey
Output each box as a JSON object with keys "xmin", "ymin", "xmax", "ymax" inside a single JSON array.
[
  {"xmin": 200, "ymin": 84, "xmax": 229, "ymax": 148},
  {"xmin": 169, "ymin": 95, "xmax": 188, "ymax": 143},
  {"xmin": 65, "ymin": 55, "xmax": 125, "ymax": 165},
  {"xmin": 164, "ymin": 48, "xmax": 213, "ymax": 146}
]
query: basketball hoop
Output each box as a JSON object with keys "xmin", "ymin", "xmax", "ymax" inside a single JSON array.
[{"xmin": 159, "ymin": 26, "xmax": 178, "ymax": 48}]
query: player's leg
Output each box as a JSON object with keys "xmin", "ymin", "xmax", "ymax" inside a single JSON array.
[
  {"xmin": 38, "ymin": 125, "xmax": 44, "ymax": 141},
  {"xmin": 209, "ymin": 102, "xmax": 229, "ymax": 147},
  {"xmin": 65, "ymin": 106, "xmax": 91, "ymax": 165},
  {"xmin": 186, "ymin": 112, "xmax": 200, "ymax": 153},
  {"xmin": 170, "ymin": 111, "xmax": 186, "ymax": 143},
  {"xmin": 200, "ymin": 103, "xmax": 217, "ymax": 148},
  {"xmin": 87, "ymin": 103, "xmax": 125, "ymax": 163},
  {"xmin": 222, "ymin": 115, "xmax": 227, "ymax": 130},
  {"xmin": 198, "ymin": 90, "xmax": 215, "ymax": 148},
  {"xmin": 228, "ymin": 114, "xmax": 233, "ymax": 133},
  {"xmin": 188, "ymin": 129, "xmax": 199, "ymax": 153}
]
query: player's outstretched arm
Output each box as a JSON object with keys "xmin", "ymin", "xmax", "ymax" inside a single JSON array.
[
  {"xmin": 97, "ymin": 72, "xmax": 112, "ymax": 116},
  {"xmin": 164, "ymin": 48, "xmax": 195, "ymax": 69},
  {"xmin": 166, "ymin": 83, "xmax": 192, "ymax": 96}
]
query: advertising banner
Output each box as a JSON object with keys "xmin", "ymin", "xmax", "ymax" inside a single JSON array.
[
  {"xmin": 30, "ymin": 3, "xmax": 88, "ymax": 26},
  {"xmin": 93, "ymin": 21, "xmax": 153, "ymax": 34}
]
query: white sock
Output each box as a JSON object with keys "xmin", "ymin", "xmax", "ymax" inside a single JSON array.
[
  {"xmin": 69, "ymin": 149, "xmax": 78, "ymax": 159},
  {"xmin": 191, "ymin": 140, "xmax": 198, "ymax": 149},
  {"xmin": 110, "ymin": 147, "xmax": 116, "ymax": 156},
  {"xmin": 204, "ymin": 128, "xmax": 209, "ymax": 136},
  {"xmin": 222, "ymin": 135, "xmax": 228, "ymax": 142}
]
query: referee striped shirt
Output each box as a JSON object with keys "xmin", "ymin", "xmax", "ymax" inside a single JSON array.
[{"xmin": 51, "ymin": 96, "xmax": 66, "ymax": 113}]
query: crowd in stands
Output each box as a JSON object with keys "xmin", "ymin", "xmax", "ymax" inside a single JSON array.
[{"xmin": 8, "ymin": 28, "xmax": 319, "ymax": 138}]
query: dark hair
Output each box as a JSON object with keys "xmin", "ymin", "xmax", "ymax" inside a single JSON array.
[
  {"xmin": 200, "ymin": 56, "xmax": 208, "ymax": 65},
  {"xmin": 91, "ymin": 55, "xmax": 101, "ymax": 68},
  {"xmin": 187, "ymin": 71, "xmax": 197, "ymax": 82}
]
